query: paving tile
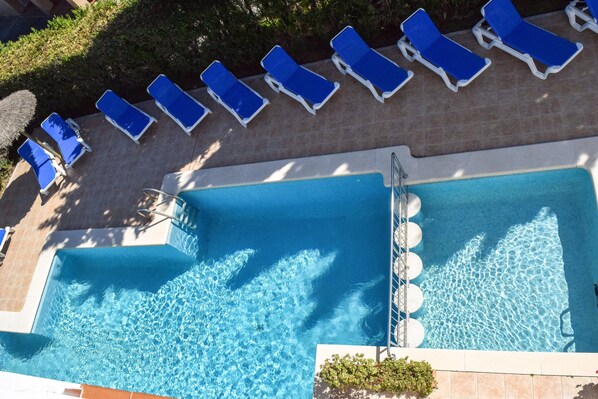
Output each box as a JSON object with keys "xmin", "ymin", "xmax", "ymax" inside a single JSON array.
[
  {"xmin": 505, "ymin": 374, "xmax": 533, "ymax": 399},
  {"xmin": 431, "ymin": 370, "xmax": 451, "ymax": 398},
  {"xmin": 560, "ymin": 376, "xmax": 592, "ymax": 399},
  {"xmin": 478, "ymin": 373, "xmax": 505, "ymax": 399},
  {"xmin": 451, "ymin": 371, "xmax": 478, "ymax": 399},
  {"xmin": 533, "ymin": 375, "xmax": 563, "ymax": 399}
]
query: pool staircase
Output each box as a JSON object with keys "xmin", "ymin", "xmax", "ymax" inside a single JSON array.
[
  {"xmin": 137, "ymin": 188, "xmax": 199, "ymax": 229},
  {"xmin": 387, "ymin": 153, "xmax": 425, "ymax": 352}
]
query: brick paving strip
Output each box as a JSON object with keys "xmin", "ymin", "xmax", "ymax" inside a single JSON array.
[{"xmin": 0, "ymin": 11, "xmax": 596, "ymax": 313}]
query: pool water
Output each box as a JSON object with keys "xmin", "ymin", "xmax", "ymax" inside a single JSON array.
[
  {"xmin": 0, "ymin": 174, "xmax": 390, "ymax": 399},
  {"xmin": 410, "ymin": 168, "xmax": 598, "ymax": 352},
  {"xmin": 0, "ymin": 169, "xmax": 596, "ymax": 399}
]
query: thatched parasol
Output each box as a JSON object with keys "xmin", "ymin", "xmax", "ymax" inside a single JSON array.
[{"xmin": 0, "ymin": 90, "xmax": 61, "ymax": 158}]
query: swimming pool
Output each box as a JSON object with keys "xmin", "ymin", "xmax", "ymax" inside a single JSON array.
[
  {"xmin": 0, "ymin": 174, "xmax": 390, "ymax": 399},
  {"xmin": 410, "ymin": 168, "xmax": 598, "ymax": 352},
  {"xmin": 0, "ymin": 169, "xmax": 596, "ymax": 398}
]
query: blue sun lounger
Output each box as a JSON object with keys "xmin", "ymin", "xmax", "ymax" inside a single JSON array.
[
  {"xmin": 473, "ymin": 0, "xmax": 583, "ymax": 79},
  {"xmin": 147, "ymin": 74, "xmax": 211, "ymax": 135},
  {"xmin": 200, "ymin": 61, "xmax": 269, "ymax": 127},
  {"xmin": 566, "ymin": 0, "xmax": 598, "ymax": 33},
  {"xmin": 18, "ymin": 139, "xmax": 66, "ymax": 195},
  {"xmin": 330, "ymin": 26, "xmax": 413, "ymax": 103},
  {"xmin": 398, "ymin": 9, "xmax": 491, "ymax": 92},
  {"xmin": 0, "ymin": 226, "xmax": 12, "ymax": 263},
  {"xmin": 261, "ymin": 46, "xmax": 340, "ymax": 115},
  {"xmin": 96, "ymin": 90, "xmax": 157, "ymax": 144},
  {"xmin": 41, "ymin": 113, "xmax": 91, "ymax": 169}
]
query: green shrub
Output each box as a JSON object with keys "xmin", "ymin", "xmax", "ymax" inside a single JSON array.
[{"xmin": 319, "ymin": 353, "xmax": 437, "ymax": 397}]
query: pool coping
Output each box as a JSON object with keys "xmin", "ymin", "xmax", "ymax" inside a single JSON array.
[{"xmin": 0, "ymin": 136, "xmax": 596, "ymax": 378}]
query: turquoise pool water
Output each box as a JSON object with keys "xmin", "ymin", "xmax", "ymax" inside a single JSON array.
[
  {"xmin": 0, "ymin": 174, "xmax": 390, "ymax": 399},
  {"xmin": 410, "ymin": 168, "xmax": 598, "ymax": 352},
  {"xmin": 0, "ymin": 170, "xmax": 596, "ymax": 399}
]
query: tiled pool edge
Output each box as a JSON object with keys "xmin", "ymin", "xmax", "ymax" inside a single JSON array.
[
  {"xmin": 0, "ymin": 219, "xmax": 173, "ymax": 333},
  {"xmin": 162, "ymin": 137, "xmax": 598, "ymax": 196}
]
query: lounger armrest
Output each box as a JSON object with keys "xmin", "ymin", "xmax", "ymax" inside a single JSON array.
[
  {"xmin": 397, "ymin": 36, "xmax": 417, "ymax": 62},
  {"xmin": 65, "ymin": 118, "xmax": 81, "ymax": 133}
]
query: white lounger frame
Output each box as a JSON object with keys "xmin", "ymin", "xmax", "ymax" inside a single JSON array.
[
  {"xmin": 397, "ymin": 35, "xmax": 491, "ymax": 92},
  {"xmin": 330, "ymin": 49, "xmax": 413, "ymax": 103},
  {"xmin": 41, "ymin": 114, "xmax": 92, "ymax": 169},
  {"xmin": 35, "ymin": 146, "xmax": 67, "ymax": 195},
  {"xmin": 263, "ymin": 74, "xmax": 340, "ymax": 115},
  {"xmin": 148, "ymin": 75, "xmax": 212, "ymax": 135},
  {"xmin": 96, "ymin": 94, "xmax": 157, "ymax": 144},
  {"xmin": 472, "ymin": 15, "xmax": 583, "ymax": 80},
  {"xmin": 565, "ymin": 0, "xmax": 598, "ymax": 33},
  {"xmin": 203, "ymin": 62, "xmax": 270, "ymax": 128},
  {"xmin": 0, "ymin": 227, "xmax": 13, "ymax": 263}
]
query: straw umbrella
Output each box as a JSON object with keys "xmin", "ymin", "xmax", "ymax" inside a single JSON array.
[{"xmin": 0, "ymin": 90, "xmax": 61, "ymax": 158}]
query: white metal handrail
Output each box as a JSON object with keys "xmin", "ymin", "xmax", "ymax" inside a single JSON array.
[
  {"xmin": 388, "ymin": 152, "xmax": 410, "ymax": 352},
  {"xmin": 137, "ymin": 188, "xmax": 198, "ymax": 229}
]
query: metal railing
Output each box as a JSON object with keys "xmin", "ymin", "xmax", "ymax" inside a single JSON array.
[
  {"xmin": 137, "ymin": 188, "xmax": 198, "ymax": 228},
  {"xmin": 387, "ymin": 152, "xmax": 410, "ymax": 353}
]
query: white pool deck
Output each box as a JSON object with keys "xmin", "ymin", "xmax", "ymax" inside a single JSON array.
[{"xmin": 0, "ymin": 136, "xmax": 597, "ymax": 396}]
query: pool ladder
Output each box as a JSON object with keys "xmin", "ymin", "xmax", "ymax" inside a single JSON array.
[{"xmin": 137, "ymin": 188, "xmax": 199, "ymax": 229}]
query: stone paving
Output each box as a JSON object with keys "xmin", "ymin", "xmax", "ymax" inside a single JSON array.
[
  {"xmin": 430, "ymin": 371, "xmax": 598, "ymax": 399},
  {"xmin": 0, "ymin": 11, "xmax": 597, "ymax": 313},
  {"xmin": 315, "ymin": 371, "xmax": 598, "ymax": 399}
]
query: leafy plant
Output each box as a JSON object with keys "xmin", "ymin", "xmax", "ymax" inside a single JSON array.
[{"xmin": 319, "ymin": 353, "xmax": 437, "ymax": 397}]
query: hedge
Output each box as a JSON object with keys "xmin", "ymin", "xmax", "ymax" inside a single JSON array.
[{"xmin": 319, "ymin": 353, "xmax": 437, "ymax": 397}]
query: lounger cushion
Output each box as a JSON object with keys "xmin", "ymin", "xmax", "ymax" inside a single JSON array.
[
  {"xmin": 96, "ymin": 90, "xmax": 152, "ymax": 139},
  {"xmin": 402, "ymin": 9, "xmax": 443, "ymax": 52},
  {"xmin": 332, "ymin": 27, "xmax": 410, "ymax": 93},
  {"xmin": 263, "ymin": 46, "xmax": 337, "ymax": 105},
  {"xmin": 331, "ymin": 27, "xmax": 371, "ymax": 66},
  {"xmin": 589, "ymin": 0, "xmax": 598, "ymax": 22},
  {"xmin": 352, "ymin": 50, "xmax": 411, "ymax": 93},
  {"xmin": 485, "ymin": 0, "xmax": 579, "ymax": 67},
  {"xmin": 0, "ymin": 229, "xmax": 6, "ymax": 247},
  {"xmin": 201, "ymin": 61, "xmax": 265, "ymax": 121},
  {"xmin": 41, "ymin": 113, "xmax": 85, "ymax": 167},
  {"xmin": 148, "ymin": 75, "xmax": 208, "ymax": 130},
  {"xmin": 483, "ymin": 0, "xmax": 523, "ymax": 37},
  {"xmin": 422, "ymin": 37, "xmax": 488, "ymax": 81},
  {"xmin": 283, "ymin": 68, "xmax": 337, "ymax": 105},
  {"xmin": 17, "ymin": 140, "xmax": 57, "ymax": 190},
  {"xmin": 504, "ymin": 23, "xmax": 579, "ymax": 67},
  {"xmin": 403, "ymin": 9, "xmax": 487, "ymax": 81}
]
